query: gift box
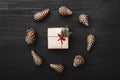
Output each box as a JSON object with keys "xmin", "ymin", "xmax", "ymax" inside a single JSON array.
[{"xmin": 48, "ymin": 27, "xmax": 70, "ymax": 49}]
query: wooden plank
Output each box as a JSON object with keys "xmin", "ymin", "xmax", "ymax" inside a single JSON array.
[{"xmin": 0, "ymin": 0, "xmax": 120, "ymax": 80}]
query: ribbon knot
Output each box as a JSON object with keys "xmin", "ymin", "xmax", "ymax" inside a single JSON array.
[{"xmin": 57, "ymin": 34, "xmax": 66, "ymax": 44}]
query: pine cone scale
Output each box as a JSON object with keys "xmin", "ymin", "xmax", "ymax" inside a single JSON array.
[
  {"xmin": 34, "ymin": 9, "xmax": 49, "ymax": 21},
  {"xmin": 31, "ymin": 50, "xmax": 42, "ymax": 66},
  {"xmin": 50, "ymin": 64, "xmax": 64, "ymax": 73},
  {"xmin": 73, "ymin": 55, "xmax": 85, "ymax": 67},
  {"xmin": 59, "ymin": 6, "xmax": 72, "ymax": 16},
  {"xmin": 79, "ymin": 14, "xmax": 89, "ymax": 26},
  {"xmin": 25, "ymin": 28, "xmax": 36, "ymax": 45},
  {"xmin": 87, "ymin": 34, "xmax": 95, "ymax": 51}
]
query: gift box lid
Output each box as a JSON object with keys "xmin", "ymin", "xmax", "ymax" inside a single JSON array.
[{"xmin": 48, "ymin": 27, "xmax": 69, "ymax": 36}]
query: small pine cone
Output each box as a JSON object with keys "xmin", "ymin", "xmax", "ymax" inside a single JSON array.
[
  {"xmin": 50, "ymin": 64, "xmax": 64, "ymax": 73},
  {"xmin": 59, "ymin": 6, "xmax": 72, "ymax": 16},
  {"xmin": 34, "ymin": 9, "xmax": 49, "ymax": 21},
  {"xmin": 25, "ymin": 28, "xmax": 36, "ymax": 45},
  {"xmin": 79, "ymin": 14, "xmax": 89, "ymax": 26},
  {"xmin": 73, "ymin": 55, "xmax": 85, "ymax": 67},
  {"xmin": 31, "ymin": 50, "xmax": 42, "ymax": 66},
  {"xmin": 87, "ymin": 34, "xmax": 95, "ymax": 51}
]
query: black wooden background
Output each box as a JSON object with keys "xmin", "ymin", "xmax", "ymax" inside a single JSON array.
[{"xmin": 0, "ymin": 0, "xmax": 120, "ymax": 80}]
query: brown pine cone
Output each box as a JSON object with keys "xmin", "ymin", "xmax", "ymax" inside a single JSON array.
[
  {"xmin": 79, "ymin": 14, "xmax": 89, "ymax": 26},
  {"xmin": 59, "ymin": 6, "xmax": 72, "ymax": 16},
  {"xmin": 87, "ymin": 34, "xmax": 95, "ymax": 51},
  {"xmin": 31, "ymin": 50, "xmax": 42, "ymax": 66},
  {"xmin": 73, "ymin": 55, "xmax": 85, "ymax": 67},
  {"xmin": 25, "ymin": 28, "xmax": 36, "ymax": 45},
  {"xmin": 50, "ymin": 64, "xmax": 64, "ymax": 73},
  {"xmin": 34, "ymin": 9, "xmax": 49, "ymax": 21}
]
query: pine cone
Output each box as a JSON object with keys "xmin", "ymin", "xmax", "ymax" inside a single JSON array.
[
  {"xmin": 79, "ymin": 14, "xmax": 89, "ymax": 26},
  {"xmin": 59, "ymin": 6, "xmax": 72, "ymax": 16},
  {"xmin": 34, "ymin": 9, "xmax": 49, "ymax": 21},
  {"xmin": 25, "ymin": 28, "xmax": 36, "ymax": 45},
  {"xmin": 87, "ymin": 34, "xmax": 95, "ymax": 51},
  {"xmin": 31, "ymin": 50, "xmax": 42, "ymax": 66},
  {"xmin": 50, "ymin": 64, "xmax": 64, "ymax": 73},
  {"xmin": 73, "ymin": 55, "xmax": 85, "ymax": 67}
]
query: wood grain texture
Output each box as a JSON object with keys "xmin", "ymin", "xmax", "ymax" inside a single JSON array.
[{"xmin": 0, "ymin": 0, "xmax": 120, "ymax": 80}]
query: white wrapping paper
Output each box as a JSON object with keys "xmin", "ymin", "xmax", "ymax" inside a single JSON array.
[{"xmin": 48, "ymin": 28, "xmax": 69, "ymax": 49}]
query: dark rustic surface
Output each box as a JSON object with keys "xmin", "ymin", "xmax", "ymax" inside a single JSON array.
[{"xmin": 0, "ymin": 0, "xmax": 120, "ymax": 80}]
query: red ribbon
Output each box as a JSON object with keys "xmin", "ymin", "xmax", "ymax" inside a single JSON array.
[{"xmin": 57, "ymin": 34, "xmax": 66, "ymax": 44}]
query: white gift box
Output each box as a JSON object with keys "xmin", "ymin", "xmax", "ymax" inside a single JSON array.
[{"xmin": 48, "ymin": 28, "xmax": 69, "ymax": 49}]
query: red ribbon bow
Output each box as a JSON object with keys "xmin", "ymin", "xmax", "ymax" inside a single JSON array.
[{"xmin": 57, "ymin": 34, "xmax": 66, "ymax": 44}]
